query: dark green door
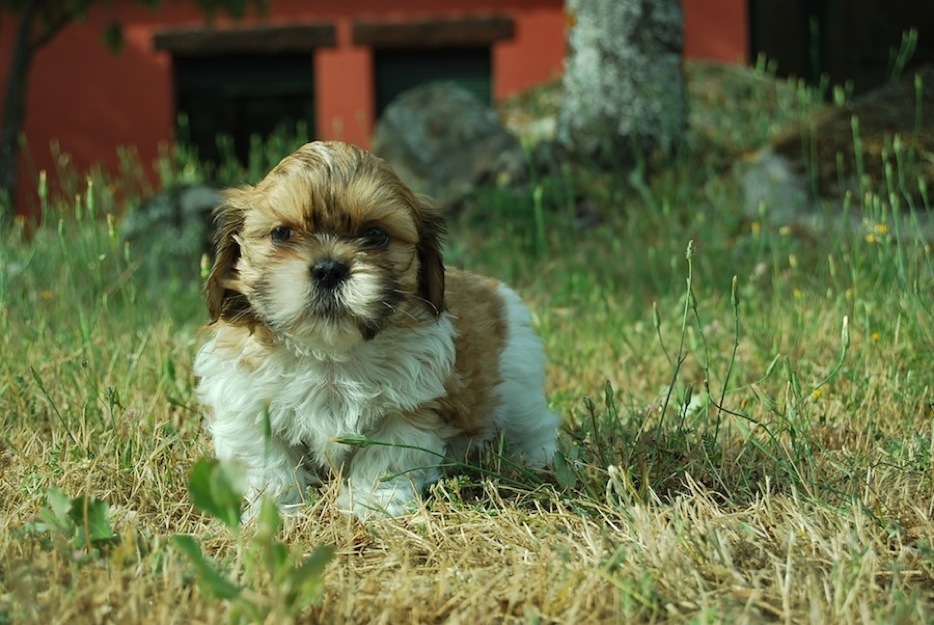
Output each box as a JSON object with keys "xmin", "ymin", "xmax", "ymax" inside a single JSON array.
[
  {"xmin": 373, "ymin": 47, "xmax": 492, "ymax": 119},
  {"xmin": 174, "ymin": 53, "xmax": 315, "ymax": 166}
]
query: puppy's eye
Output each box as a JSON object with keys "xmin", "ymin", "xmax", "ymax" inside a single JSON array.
[
  {"xmin": 360, "ymin": 225, "xmax": 390, "ymax": 248},
  {"xmin": 270, "ymin": 226, "xmax": 293, "ymax": 245}
]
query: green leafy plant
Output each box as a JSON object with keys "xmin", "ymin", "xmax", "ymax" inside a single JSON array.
[
  {"xmin": 17, "ymin": 485, "xmax": 118, "ymax": 561},
  {"xmin": 173, "ymin": 458, "xmax": 334, "ymax": 623}
]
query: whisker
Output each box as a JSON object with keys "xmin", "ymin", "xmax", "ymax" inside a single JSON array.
[{"xmin": 407, "ymin": 294, "xmax": 440, "ymax": 316}]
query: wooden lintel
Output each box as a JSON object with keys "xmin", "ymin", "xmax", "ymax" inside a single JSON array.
[
  {"xmin": 353, "ymin": 16, "xmax": 515, "ymax": 48},
  {"xmin": 153, "ymin": 23, "xmax": 336, "ymax": 55}
]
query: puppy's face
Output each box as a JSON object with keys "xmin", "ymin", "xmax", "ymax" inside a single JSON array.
[{"xmin": 205, "ymin": 141, "xmax": 445, "ymax": 351}]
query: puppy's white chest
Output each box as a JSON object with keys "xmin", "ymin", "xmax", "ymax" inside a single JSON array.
[
  {"xmin": 267, "ymin": 362, "xmax": 382, "ymax": 445},
  {"xmin": 195, "ymin": 315, "xmax": 458, "ymax": 469}
]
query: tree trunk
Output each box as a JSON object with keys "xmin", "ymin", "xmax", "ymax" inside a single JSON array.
[
  {"xmin": 557, "ymin": 0, "xmax": 688, "ymax": 167},
  {"xmin": 0, "ymin": 1, "xmax": 40, "ymax": 225},
  {"xmin": 1, "ymin": 0, "xmax": 77, "ymax": 225}
]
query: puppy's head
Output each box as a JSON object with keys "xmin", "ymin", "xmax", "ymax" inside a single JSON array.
[{"xmin": 205, "ymin": 141, "xmax": 446, "ymax": 351}]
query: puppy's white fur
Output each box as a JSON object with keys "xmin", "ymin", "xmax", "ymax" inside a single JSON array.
[{"xmin": 193, "ymin": 141, "xmax": 559, "ymax": 518}]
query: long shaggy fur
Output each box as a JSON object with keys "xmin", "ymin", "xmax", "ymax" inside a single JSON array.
[{"xmin": 193, "ymin": 141, "xmax": 559, "ymax": 518}]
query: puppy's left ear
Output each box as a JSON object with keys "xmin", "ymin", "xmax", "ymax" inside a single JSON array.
[{"xmin": 416, "ymin": 203, "xmax": 446, "ymax": 315}]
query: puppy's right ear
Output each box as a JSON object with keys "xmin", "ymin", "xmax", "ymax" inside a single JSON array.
[
  {"xmin": 415, "ymin": 202, "xmax": 447, "ymax": 316},
  {"xmin": 205, "ymin": 191, "xmax": 251, "ymax": 324}
]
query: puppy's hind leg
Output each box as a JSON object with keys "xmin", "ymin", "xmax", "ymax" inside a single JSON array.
[
  {"xmin": 493, "ymin": 284, "xmax": 560, "ymax": 467},
  {"xmin": 500, "ymin": 398, "xmax": 560, "ymax": 467}
]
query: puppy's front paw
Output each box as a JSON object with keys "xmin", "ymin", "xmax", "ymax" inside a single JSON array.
[
  {"xmin": 336, "ymin": 478, "xmax": 418, "ymax": 519},
  {"xmin": 240, "ymin": 478, "xmax": 308, "ymax": 523}
]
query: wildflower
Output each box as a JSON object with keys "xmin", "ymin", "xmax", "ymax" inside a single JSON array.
[
  {"xmin": 865, "ymin": 222, "xmax": 888, "ymax": 244},
  {"xmin": 812, "ymin": 389, "xmax": 823, "ymax": 399},
  {"xmin": 751, "ymin": 221, "xmax": 762, "ymax": 235},
  {"xmin": 871, "ymin": 331, "xmax": 880, "ymax": 342},
  {"xmin": 793, "ymin": 289, "xmax": 803, "ymax": 299}
]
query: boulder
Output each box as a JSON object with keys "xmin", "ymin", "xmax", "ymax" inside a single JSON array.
[
  {"xmin": 119, "ymin": 184, "xmax": 223, "ymax": 281},
  {"xmin": 371, "ymin": 82, "xmax": 527, "ymax": 208},
  {"xmin": 740, "ymin": 65, "xmax": 934, "ymax": 228}
]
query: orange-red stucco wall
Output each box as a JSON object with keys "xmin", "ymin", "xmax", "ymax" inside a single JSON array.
[
  {"xmin": 683, "ymin": 0, "xmax": 749, "ymax": 63},
  {"xmin": 0, "ymin": 0, "xmax": 746, "ymax": 218}
]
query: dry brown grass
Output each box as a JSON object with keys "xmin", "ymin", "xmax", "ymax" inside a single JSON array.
[{"xmin": 4, "ymin": 422, "xmax": 933, "ymax": 624}]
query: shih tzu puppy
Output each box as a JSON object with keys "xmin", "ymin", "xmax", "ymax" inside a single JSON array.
[{"xmin": 193, "ymin": 141, "xmax": 559, "ymax": 518}]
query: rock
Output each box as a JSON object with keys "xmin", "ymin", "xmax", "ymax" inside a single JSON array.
[
  {"xmin": 119, "ymin": 184, "xmax": 222, "ymax": 281},
  {"xmin": 766, "ymin": 64, "xmax": 934, "ymax": 206},
  {"xmin": 739, "ymin": 146, "xmax": 815, "ymax": 223},
  {"xmin": 371, "ymin": 82, "xmax": 527, "ymax": 208},
  {"xmin": 737, "ymin": 65, "xmax": 934, "ymax": 240}
]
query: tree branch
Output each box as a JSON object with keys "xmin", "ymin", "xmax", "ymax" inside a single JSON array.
[{"xmin": 26, "ymin": 0, "xmax": 80, "ymax": 55}]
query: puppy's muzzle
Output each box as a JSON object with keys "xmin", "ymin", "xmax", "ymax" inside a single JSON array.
[{"xmin": 311, "ymin": 259, "xmax": 350, "ymax": 291}]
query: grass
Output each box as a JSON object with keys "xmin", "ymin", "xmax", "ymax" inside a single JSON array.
[{"xmin": 2, "ymin": 63, "xmax": 933, "ymax": 623}]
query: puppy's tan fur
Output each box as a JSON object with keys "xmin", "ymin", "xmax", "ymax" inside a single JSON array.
[
  {"xmin": 195, "ymin": 141, "xmax": 558, "ymax": 517},
  {"xmin": 205, "ymin": 143, "xmax": 506, "ymax": 437}
]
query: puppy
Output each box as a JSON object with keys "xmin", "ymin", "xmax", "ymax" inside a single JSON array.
[{"xmin": 193, "ymin": 141, "xmax": 559, "ymax": 518}]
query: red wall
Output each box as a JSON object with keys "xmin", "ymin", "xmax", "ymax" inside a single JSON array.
[
  {"xmin": 683, "ymin": 0, "xmax": 749, "ymax": 63},
  {"xmin": 0, "ymin": 0, "xmax": 746, "ymax": 218}
]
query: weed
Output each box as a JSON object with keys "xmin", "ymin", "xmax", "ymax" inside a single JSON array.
[
  {"xmin": 15, "ymin": 485, "xmax": 118, "ymax": 561},
  {"xmin": 173, "ymin": 458, "xmax": 334, "ymax": 624}
]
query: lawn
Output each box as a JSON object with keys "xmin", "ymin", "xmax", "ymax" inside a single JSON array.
[{"xmin": 1, "ymin": 63, "xmax": 933, "ymax": 623}]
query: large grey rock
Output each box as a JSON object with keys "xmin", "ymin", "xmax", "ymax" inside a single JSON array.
[
  {"xmin": 371, "ymin": 82, "xmax": 527, "ymax": 207},
  {"xmin": 120, "ymin": 184, "xmax": 222, "ymax": 281},
  {"xmin": 738, "ymin": 66, "xmax": 934, "ymax": 242}
]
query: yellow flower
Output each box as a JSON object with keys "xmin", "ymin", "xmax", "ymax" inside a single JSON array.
[
  {"xmin": 793, "ymin": 289, "xmax": 803, "ymax": 299},
  {"xmin": 865, "ymin": 223, "xmax": 888, "ymax": 244},
  {"xmin": 751, "ymin": 221, "xmax": 762, "ymax": 235},
  {"xmin": 871, "ymin": 332, "xmax": 880, "ymax": 342},
  {"xmin": 812, "ymin": 389, "xmax": 823, "ymax": 399}
]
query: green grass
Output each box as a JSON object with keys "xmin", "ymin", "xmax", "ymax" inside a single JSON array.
[{"xmin": 1, "ymin": 65, "xmax": 933, "ymax": 623}]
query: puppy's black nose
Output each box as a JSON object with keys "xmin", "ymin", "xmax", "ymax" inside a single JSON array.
[{"xmin": 311, "ymin": 259, "xmax": 350, "ymax": 290}]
